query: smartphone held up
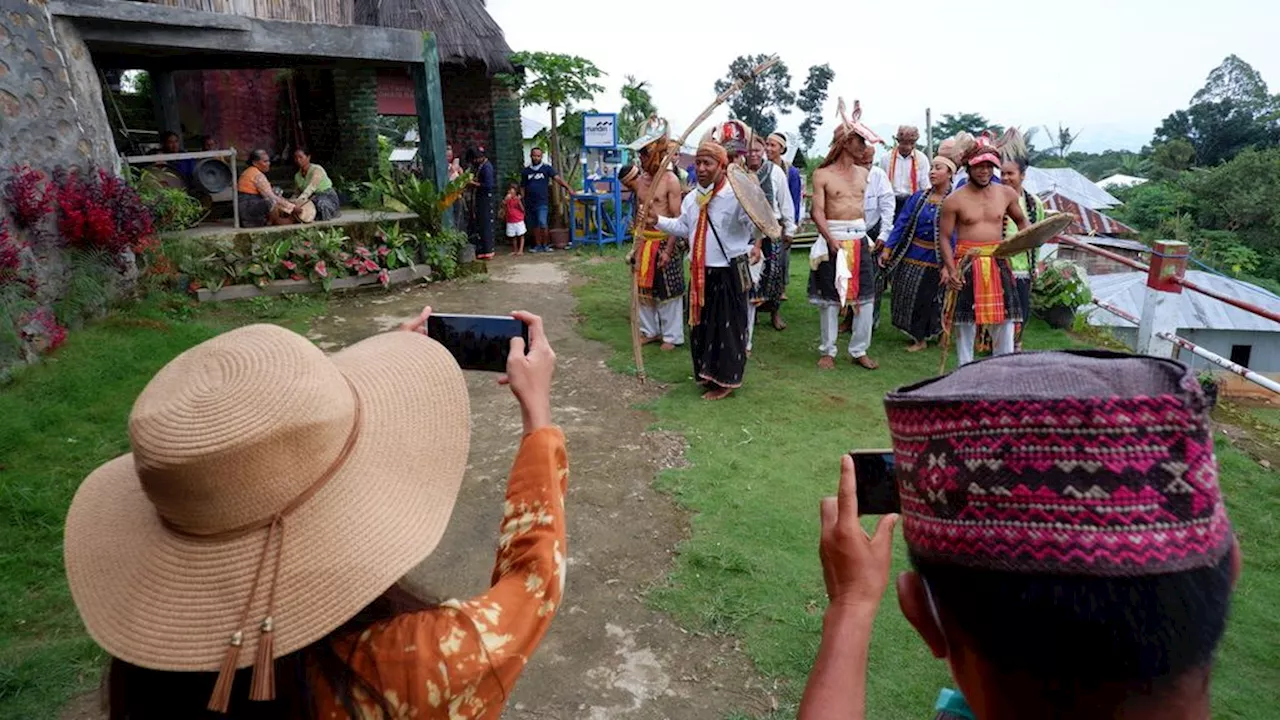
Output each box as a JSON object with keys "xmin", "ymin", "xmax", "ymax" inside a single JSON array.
[
  {"xmin": 848, "ymin": 450, "xmax": 900, "ymax": 516},
  {"xmin": 427, "ymin": 313, "xmax": 530, "ymax": 373}
]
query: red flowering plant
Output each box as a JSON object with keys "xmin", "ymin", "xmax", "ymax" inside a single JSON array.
[
  {"xmin": 3, "ymin": 165, "xmax": 52, "ymax": 229},
  {"xmin": 51, "ymin": 166, "xmax": 155, "ymax": 254}
]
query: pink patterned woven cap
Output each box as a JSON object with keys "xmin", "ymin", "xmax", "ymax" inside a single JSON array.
[{"xmin": 884, "ymin": 351, "xmax": 1231, "ymax": 577}]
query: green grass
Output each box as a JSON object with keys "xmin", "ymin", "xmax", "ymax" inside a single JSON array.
[
  {"xmin": 0, "ymin": 292, "xmax": 326, "ymax": 718},
  {"xmin": 570, "ymin": 247, "xmax": 1279, "ymax": 718}
]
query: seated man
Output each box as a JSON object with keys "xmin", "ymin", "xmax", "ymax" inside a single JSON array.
[
  {"xmin": 800, "ymin": 351, "xmax": 1239, "ymax": 720},
  {"xmin": 151, "ymin": 131, "xmax": 197, "ymax": 187},
  {"xmin": 237, "ymin": 148, "xmax": 295, "ymax": 227}
]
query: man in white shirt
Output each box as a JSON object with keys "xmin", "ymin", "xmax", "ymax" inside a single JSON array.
[
  {"xmin": 861, "ymin": 145, "xmax": 896, "ymax": 329},
  {"xmin": 879, "ymin": 125, "xmax": 930, "ymax": 221},
  {"xmin": 655, "ymin": 140, "xmax": 761, "ymax": 400},
  {"xmin": 746, "ymin": 134, "xmax": 797, "ymax": 348}
]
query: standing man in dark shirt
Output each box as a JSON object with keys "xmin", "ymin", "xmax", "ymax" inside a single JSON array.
[
  {"xmin": 521, "ymin": 147, "xmax": 574, "ymax": 253},
  {"xmin": 470, "ymin": 146, "xmax": 497, "ymax": 259}
]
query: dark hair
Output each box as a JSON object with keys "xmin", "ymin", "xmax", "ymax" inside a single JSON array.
[
  {"xmin": 107, "ymin": 587, "xmax": 432, "ymax": 719},
  {"xmin": 792, "ymin": 148, "xmax": 807, "ymax": 170},
  {"xmin": 160, "ymin": 131, "xmax": 179, "ymax": 143},
  {"xmin": 530, "ymin": 146, "xmax": 543, "ymax": 153},
  {"xmin": 249, "ymin": 149, "xmax": 270, "ymax": 165},
  {"xmin": 294, "ymin": 146, "xmax": 311, "ymax": 159},
  {"xmin": 914, "ymin": 550, "xmax": 1233, "ymax": 701}
]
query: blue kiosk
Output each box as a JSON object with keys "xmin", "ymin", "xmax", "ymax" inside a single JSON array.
[{"xmin": 569, "ymin": 112, "xmax": 632, "ymax": 249}]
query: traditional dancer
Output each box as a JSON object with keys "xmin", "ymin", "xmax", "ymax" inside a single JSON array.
[
  {"xmin": 620, "ymin": 136, "xmax": 685, "ymax": 350},
  {"xmin": 746, "ymin": 133, "xmax": 796, "ymax": 347},
  {"xmin": 880, "ymin": 148, "xmax": 962, "ymax": 352},
  {"xmin": 938, "ymin": 133, "xmax": 1029, "ymax": 366},
  {"xmin": 999, "ymin": 128, "xmax": 1047, "ymax": 350},
  {"xmin": 810, "ymin": 100, "xmax": 882, "ymax": 370},
  {"xmin": 656, "ymin": 139, "xmax": 761, "ymax": 400}
]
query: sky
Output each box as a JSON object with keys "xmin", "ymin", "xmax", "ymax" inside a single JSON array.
[{"xmin": 486, "ymin": 0, "xmax": 1280, "ymax": 155}]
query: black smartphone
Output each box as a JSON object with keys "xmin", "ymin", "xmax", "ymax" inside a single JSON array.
[
  {"xmin": 848, "ymin": 450, "xmax": 900, "ymax": 515},
  {"xmin": 426, "ymin": 313, "xmax": 529, "ymax": 373}
]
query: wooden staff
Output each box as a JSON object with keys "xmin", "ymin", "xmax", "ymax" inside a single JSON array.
[
  {"xmin": 626, "ymin": 56, "xmax": 781, "ymax": 383},
  {"xmin": 937, "ymin": 253, "xmax": 973, "ymax": 374}
]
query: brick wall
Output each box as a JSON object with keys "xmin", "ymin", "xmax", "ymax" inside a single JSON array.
[
  {"xmin": 491, "ymin": 82, "xmax": 521, "ymax": 192},
  {"xmin": 441, "ymin": 64, "xmax": 493, "ymax": 161},
  {"xmin": 330, "ymin": 65, "xmax": 379, "ymax": 183}
]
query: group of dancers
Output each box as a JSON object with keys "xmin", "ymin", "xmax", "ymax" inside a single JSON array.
[{"xmin": 618, "ymin": 104, "xmax": 1044, "ymax": 399}]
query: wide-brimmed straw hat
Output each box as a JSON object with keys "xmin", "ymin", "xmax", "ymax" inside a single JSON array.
[{"xmin": 64, "ymin": 323, "xmax": 470, "ymax": 706}]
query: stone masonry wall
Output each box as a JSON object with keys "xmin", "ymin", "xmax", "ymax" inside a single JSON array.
[
  {"xmin": 330, "ymin": 65, "xmax": 379, "ymax": 183},
  {"xmin": 491, "ymin": 82, "xmax": 521, "ymax": 192}
]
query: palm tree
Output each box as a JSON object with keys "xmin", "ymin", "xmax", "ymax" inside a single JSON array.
[{"xmin": 619, "ymin": 76, "xmax": 657, "ymax": 139}]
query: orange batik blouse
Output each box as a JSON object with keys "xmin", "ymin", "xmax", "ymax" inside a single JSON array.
[{"xmin": 316, "ymin": 427, "xmax": 569, "ymax": 719}]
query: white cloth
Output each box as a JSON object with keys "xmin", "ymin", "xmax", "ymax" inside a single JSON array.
[
  {"xmin": 817, "ymin": 301, "xmax": 875, "ymax": 358},
  {"xmin": 809, "ymin": 218, "xmax": 867, "ymax": 271},
  {"xmin": 505, "ymin": 221, "xmax": 526, "ymax": 237},
  {"xmin": 640, "ymin": 297, "xmax": 684, "ymax": 346},
  {"xmin": 864, "ymin": 166, "xmax": 895, "ymax": 241},
  {"xmin": 835, "ymin": 248, "xmax": 853, "ymax": 308},
  {"xmin": 657, "ymin": 181, "xmax": 755, "ymax": 267},
  {"xmin": 747, "ymin": 304, "xmax": 756, "ymax": 352},
  {"xmin": 954, "ymin": 321, "xmax": 1014, "ymax": 366},
  {"xmin": 880, "ymin": 149, "xmax": 931, "ymax": 197},
  {"xmin": 763, "ymin": 162, "xmax": 797, "ymax": 237}
]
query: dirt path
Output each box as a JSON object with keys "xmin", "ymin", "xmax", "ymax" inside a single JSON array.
[{"xmin": 306, "ymin": 255, "xmax": 774, "ymax": 719}]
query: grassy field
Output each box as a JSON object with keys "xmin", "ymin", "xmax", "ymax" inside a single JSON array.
[
  {"xmin": 0, "ymin": 293, "xmax": 326, "ymax": 718},
  {"xmin": 570, "ymin": 248, "xmax": 1279, "ymax": 718}
]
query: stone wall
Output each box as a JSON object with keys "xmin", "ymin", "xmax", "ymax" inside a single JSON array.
[
  {"xmin": 490, "ymin": 82, "xmax": 522, "ymax": 192},
  {"xmin": 330, "ymin": 64, "xmax": 379, "ymax": 183}
]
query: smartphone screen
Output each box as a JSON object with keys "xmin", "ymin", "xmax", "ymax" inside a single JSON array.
[
  {"xmin": 848, "ymin": 450, "xmax": 900, "ymax": 515},
  {"xmin": 426, "ymin": 314, "xmax": 529, "ymax": 373}
]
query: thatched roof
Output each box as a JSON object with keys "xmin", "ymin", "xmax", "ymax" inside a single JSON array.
[{"xmin": 354, "ymin": 0, "xmax": 514, "ymax": 73}]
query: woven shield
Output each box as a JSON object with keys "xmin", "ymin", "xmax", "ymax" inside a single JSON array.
[{"xmin": 725, "ymin": 164, "xmax": 782, "ymax": 240}]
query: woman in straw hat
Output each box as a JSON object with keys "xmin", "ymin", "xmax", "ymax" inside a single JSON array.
[{"xmin": 64, "ymin": 306, "xmax": 566, "ymax": 718}]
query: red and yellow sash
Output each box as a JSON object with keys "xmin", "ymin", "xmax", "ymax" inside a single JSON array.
[
  {"xmin": 635, "ymin": 230, "xmax": 664, "ymax": 289},
  {"xmin": 689, "ymin": 178, "xmax": 724, "ymax": 326},
  {"xmin": 842, "ymin": 239, "xmax": 860, "ymax": 310},
  {"xmin": 889, "ymin": 151, "xmax": 919, "ymax": 194},
  {"xmin": 957, "ymin": 240, "xmax": 1004, "ymax": 325}
]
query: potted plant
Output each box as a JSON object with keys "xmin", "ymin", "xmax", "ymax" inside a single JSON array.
[{"xmin": 1032, "ymin": 259, "xmax": 1092, "ymax": 329}]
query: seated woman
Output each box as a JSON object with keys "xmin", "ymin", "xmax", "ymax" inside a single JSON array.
[
  {"xmin": 237, "ymin": 148, "xmax": 295, "ymax": 227},
  {"xmin": 64, "ymin": 307, "xmax": 566, "ymax": 718},
  {"xmin": 292, "ymin": 146, "xmax": 342, "ymax": 223}
]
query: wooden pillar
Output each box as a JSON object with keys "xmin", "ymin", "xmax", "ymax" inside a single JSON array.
[
  {"xmin": 1136, "ymin": 240, "xmax": 1189, "ymax": 358},
  {"xmin": 411, "ymin": 31, "xmax": 449, "ymax": 226},
  {"xmin": 151, "ymin": 69, "xmax": 181, "ymax": 137}
]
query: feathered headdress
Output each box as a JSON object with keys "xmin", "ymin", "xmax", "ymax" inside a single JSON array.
[
  {"xmin": 998, "ymin": 127, "xmax": 1030, "ymax": 172},
  {"xmin": 821, "ymin": 98, "xmax": 882, "ymax": 168},
  {"xmin": 936, "ymin": 131, "xmax": 975, "ymax": 174}
]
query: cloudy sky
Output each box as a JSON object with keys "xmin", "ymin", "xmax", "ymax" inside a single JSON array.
[{"xmin": 487, "ymin": 0, "xmax": 1279, "ymax": 154}]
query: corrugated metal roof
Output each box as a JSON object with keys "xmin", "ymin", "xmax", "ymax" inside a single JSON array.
[
  {"xmin": 1096, "ymin": 173, "xmax": 1148, "ymax": 190},
  {"xmin": 1043, "ymin": 192, "xmax": 1137, "ymax": 236},
  {"xmin": 1025, "ymin": 167, "xmax": 1120, "ymax": 210},
  {"xmin": 521, "ymin": 116, "xmax": 546, "ymax": 140},
  {"xmin": 1063, "ymin": 234, "xmax": 1148, "ymax": 253},
  {"xmin": 1087, "ymin": 271, "xmax": 1280, "ymax": 332}
]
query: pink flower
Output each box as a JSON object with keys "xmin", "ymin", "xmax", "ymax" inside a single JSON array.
[
  {"xmin": 355, "ymin": 246, "xmax": 372, "ymax": 259},
  {"xmin": 364, "ymin": 259, "xmax": 379, "ymax": 273},
  {"xmin": 378, "ymin": 268, "xmax": 390, "ymax": 287},
  {"xmin": 377, "ymin": 246, "xmax": 390, "ymax": 257},
  {"xmin": 314, "ymin": 260, "xmax": 328, "ymax": 278},
  {"xmin": 282, "ymin": 260, "xmax": 296, "ymax": 270}
]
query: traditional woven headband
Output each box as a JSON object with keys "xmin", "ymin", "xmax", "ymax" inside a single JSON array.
[{"xmin": 885, "ymin": 351, "xmax": 1232, "ymax": 577}]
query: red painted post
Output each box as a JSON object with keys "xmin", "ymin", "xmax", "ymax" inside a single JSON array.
[{"xmin": 1137, "ymin": 241, "xmax": 1188, "ymax": 358}]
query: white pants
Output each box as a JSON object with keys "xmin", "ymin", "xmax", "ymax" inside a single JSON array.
[
  {"xmin": 954, "ymin": 321, "xmax": 1014, "ymax": 366},
  {"xmin": 640, "ymin": 297, "xmax": 684, "ymax": 345},
  {"xmin": 818, "ymin": 300, "xmax": 874, "ymax": 358}
]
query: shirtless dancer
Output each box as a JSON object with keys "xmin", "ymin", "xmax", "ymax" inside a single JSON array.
[
  {"xmin": 809, "ymin": 102, "xmax": 882, "ymax": 370},
  {"xmin": 938, "ymin": 134, "xmax": 1029, "ymax": 366},
  {"xmin": 622, "ymin": 140, "xmax": 685, "ymax": 350}
]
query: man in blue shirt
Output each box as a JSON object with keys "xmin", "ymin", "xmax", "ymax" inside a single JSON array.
[{"xmin": 521, "ymin": 147, "xmax": 574, "ymax": 252}]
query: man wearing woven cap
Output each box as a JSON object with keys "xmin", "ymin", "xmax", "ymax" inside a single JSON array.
[
  {"xmin": 620, "ymin": 129, "xmax": 685, "ymax": 350},
  {"xmin": 879, "ymin": 125, "xmax": 930, "ymax": 221},
  {"xmin": 799, "ymin": 351, "xmax": 1240, "ymax": 719},
  {"xmin": 809, "ymin": 99, "xmax": 883, "ymax": 370},
  {"xmin": 746, "ymin": 132, "xmax": 797, "ymax": 341},
  {"xmin": 655, "ymin": 138, "xmax": 760, "ymax": 400},
  {"xmin": 937, "ymin": 133, "xmax": 1029, "ymax": 366}
]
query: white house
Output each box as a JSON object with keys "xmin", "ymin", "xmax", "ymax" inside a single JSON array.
[{"xmin": 1086, "ymin": 271, "xmax": 1280, "ymax": 373}]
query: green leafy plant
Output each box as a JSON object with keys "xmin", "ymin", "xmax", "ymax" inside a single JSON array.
[
  {"xmin": 421, "ymin": 228, "xmax": 468, "ymax": 280},
  {"xmin": 376, "ymin": 222, "xmax": 418, "ymax": 270},
  {"xmin": 125, "ymin": 165, "xmax": 207, "ymax": 233},
  {"xmin": 363, "ymin": 170, "xmax": 470, "ymax": 236},
  {"xmin": 1033, "ymin": 259, "xmax": 1093, "ymax": 310}
]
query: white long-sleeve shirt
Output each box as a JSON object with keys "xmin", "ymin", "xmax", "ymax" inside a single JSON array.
[
  {"xmin": 762, "ymin": 162, "xmax": 797, "ymax": 237},
  {"xmin": 864, "ymin": 165, "xmax": 895, "ymax": 241},
  {"xmin": 657, "ymin": 181, "xmax": 755, "ymax": 267},
  {"xmin": 880, "ymin": 148, "xmax": 931, "ymax": 197}
]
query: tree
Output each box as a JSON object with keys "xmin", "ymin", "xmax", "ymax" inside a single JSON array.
[
  {"xmin": 1042, "ymin": 123, "xmax": 1082, "ymax": 159},
  {"xmin": 1151, "ymin": 55, "xmax": 1279, "ymax": 167},
  {"xmin": 713, "ymin": 54, "xmax": 795, "ymax": 136},
  {"xmin": 933, "ymin": 112, "xmax": 1003, "ymax": 142},
  {"xmin": 1192, "ymin": 54, "xmax": 1271, "ymax": 107},
  {"xmin": 1149, "ymin": 138, "xmax": 1195, "ymax": 177},
  {"xmin": 795, "ymin": 64, "xmax": 835, "ymax": 151},
  {"xmin": 618, "ymin": 76, "xmax": 656, "ymax": 139},
  {"xmin": 510, "ymin": 51, "xmax": 604, "ymax": 222},
  {"xmin": 510, "ymin": 51, "xmax": 605, "ymax": 180}
]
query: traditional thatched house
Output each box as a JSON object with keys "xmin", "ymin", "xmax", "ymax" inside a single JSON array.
[{"xmin": 355, "ymin": 0, "xmax": 522, "ymax": 200}]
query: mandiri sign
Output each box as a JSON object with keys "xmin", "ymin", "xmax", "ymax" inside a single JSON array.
[{"xmin": 582, "ymin": 113, "xmax": 618, "ymax": 149}]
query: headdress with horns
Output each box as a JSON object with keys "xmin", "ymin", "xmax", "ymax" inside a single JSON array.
[{"xmin": 821, "ymin": 99, "xmax": 882, "ymax": 168}]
